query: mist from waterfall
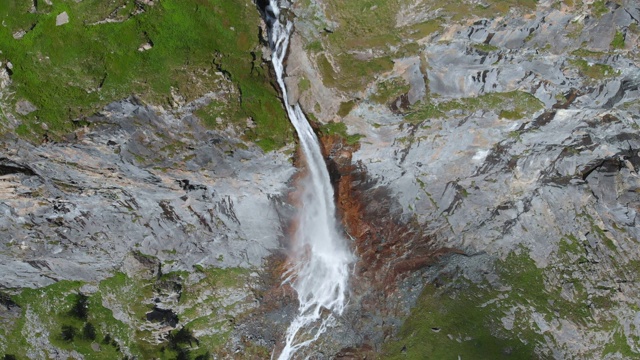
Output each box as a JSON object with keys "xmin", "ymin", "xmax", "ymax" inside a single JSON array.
[{"xmin": 263, "ymin": 1, "xmax": 353, "ymax": 358}]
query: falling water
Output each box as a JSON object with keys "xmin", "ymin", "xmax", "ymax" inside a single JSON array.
[{"xmin": 262, "ymin": 1, "xmax": 353, "ymax": 358}]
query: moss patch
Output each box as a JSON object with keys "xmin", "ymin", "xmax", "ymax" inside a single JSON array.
[
  {"xmin": 318, "ymin": 121, "xmax": 363, "ymax": 145},
  {"xmin": 569, "ymin": 59, "xmax": 619, "ymax": 80},
  {"xmin": 371, "ymin": 77, "xmax": 411, "ymax": 105},
  {"xmin": 611, "ymin": 30, "xmax": 625, "ymax": 49},
  {"xmin": 590, "ymin": 0, "xmax": 609, "ymax": 17},
  {"xmin": 407, "ymin": 91, "xmax": 543, "ymax": 122}
]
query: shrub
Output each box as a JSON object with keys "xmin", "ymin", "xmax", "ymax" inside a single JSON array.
[
  {"xmin": 60, "ymin": 325, "xmax": 77, "ymax": 342},
  {"xmin": 82, "ymin": 322, "xmax": 96, "ymax": 340},
  {"xmin": 69, "ymin": 293, "xmax": 89, "ymax": 320}
]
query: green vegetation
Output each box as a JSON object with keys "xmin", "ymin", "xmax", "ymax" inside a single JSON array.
[
  {"xmin": 318, "ymin": 121, "xmax": 363, "ymax": 146},
  {"xmin": 569, "ymin": 59, "xmax": 619, "ymax": 80},
  {"xmin": 317, "ymin": 52, "xmax": 394, "ymax": 92},
  {"xmin": 406, "ymin": 91, "xmax": 543, "ymax": 122},
  {"xmin": 0, "ymin": 0, "xmax": 292, "ymax": 151},
  {"xmin": 371, "ymin": 77, "xmax": 410, "ymax": 104},
  {"xmin": 0, "ymin": 265, "xmax": 254, "ymax": 358},
  {"xmin": 337, "ymin": 101, "xmax": 356, "ymax": 117},
  {"xmin": 383, "ymin": 254, "xmax": 540, "ymax": 359},
  {"xmin": 590, "ymin": 0, "xmax": 609, "ymax": 17},
  {"xmin": 1, "ymin": 280, "xmax": 126, "ymax": 359},
  {"xmin": 429, "ymin": 0, "xmax": 538, "ymax": 22},
  {"xmin": 603, "ymin": 327, "xmax": 636, "ymax": 357},
  {"xmin": 298, "ymin": 77, "xmax": 312, "ymax": 93},
  {"xmin": 611, "ymin": 30, "xmax": 625, "ymax": 49},
  {"xmin": 305, "ymin": 40, "xmax": 323, "ymax": 53},
  {"xmin": 310, "ymin": 0, "xmax": 538, "ymax": 92},
  {"xmin": 405, "ymin": 19, "xmax": 442, "ymax": 40},
  {"xmin": 571, "ymin": 49, "xmax": 606, "ymax": 58},
  {"xmin": 383, "ymin": 247, "xmax": 623, "ymax": 359},
  {"xmin": 473, "ymin": 43, "xmax": 500, "ymax": 52}
]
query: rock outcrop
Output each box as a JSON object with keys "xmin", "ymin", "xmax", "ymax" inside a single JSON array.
[{"xmin": 0, "ymin": 97, "xmax": 295, "ymax": 289}]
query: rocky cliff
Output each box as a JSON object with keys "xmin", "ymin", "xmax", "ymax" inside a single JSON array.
[{"xmin": 1, "ymin": 0, "xmax": 640, "ymax": 359}]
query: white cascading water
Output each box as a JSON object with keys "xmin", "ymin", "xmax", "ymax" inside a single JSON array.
[{"xmin": 263, "ymin": 1, "xmax": 353, "ymax": 359}]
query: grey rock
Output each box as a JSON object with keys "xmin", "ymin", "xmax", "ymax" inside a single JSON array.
[
  {"xmin": 0, "ymin": 97, "xmax": 296, "ymax": 289},
  {"xmin": 15, "ymin": 100, "xmax": 37, "ymax": 115},
  {"xmin": 56, "ymin": 12, "xmax": 69, "ymax": 26},
  {"xmin": 394, "ymin": 57, "xmax": 426, "ymax": 105}
]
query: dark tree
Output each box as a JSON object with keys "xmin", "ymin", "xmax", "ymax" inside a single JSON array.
[
  {"xmin": 69, "ymin": 293, "xmax": 89, "ymax": 320},
  {"xmin": 169, "ymin": 327, "xmax": 198, "ymax": 349},
  {"xmin": 194, "ymin": 352, "xmax": 211, "ymax": 360},
  {"xmin": 102, "ymin": 333, "xmax": 112, "ymax": 345},
  {"xmin": 4, "ymin": 355, "xmax": 18, "ymax": 360},
  {"xmin": 175, "ymin": 348, "xmax": 191, "ymax": 360},
  {"xmin": 60, "ymin": 325, "xmax": 77, "ymax": 342},
  {"xmin": 82, "ymin": 322, "xmax": 97, "ymax": 340}
]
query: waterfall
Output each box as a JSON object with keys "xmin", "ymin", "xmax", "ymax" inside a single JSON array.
[{"xmin": 263, "ymin": 1, "xmax": 353, "ymax": 358}]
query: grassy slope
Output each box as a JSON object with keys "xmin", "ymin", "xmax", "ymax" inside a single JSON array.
[
  {"xmin": 0, "ymin": 0, "xmax": 292, "ymax": 151},
  {"xmin": 0, "ymin": 267, "xmax": 254, "ymax": 359}
]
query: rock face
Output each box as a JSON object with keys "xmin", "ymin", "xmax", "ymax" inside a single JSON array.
[
  {"xmin": 284, "ymin": 0, "xmax": 640, "ymax": 358},
  {"xmin": 0, "ymin": 97, "xmax": 295, "ymax": 289}
]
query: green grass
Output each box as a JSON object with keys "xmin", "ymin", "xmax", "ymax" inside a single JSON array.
[
  {"xmin": 405, "ymin": 19, "xmax": 442, "ymax": 40},
  {"xmin": 337, "ymin": 101, "xmax": 356, "ymax": 117},
  {"xmin": 313, "ymin": 0, "xmax": 537, "ymax": 93},
  {"xmin": 571, "ymin": 49, "xmax": 606, "ymax": 58},
  {"xmin": 473, "ymin": 43, "xmax": 500, "ymax": 52},
  {"xmin": 383, "ymin": 282, "xmax": 537, "ymax": 359},
  {"xmin": 317, "ymin": 53, "xmax": 394, "ymax": 93},
  {"xmin": 318, "ymin": 121, "xmax": 363, "ymax": 145},
  {"xmin": 371, "ymin": 77, "xmax": 410, "ymax": 105},
  {"xmin": 574, "ymin": 60, "xmax": 618, "ymax": 80},
  {"xmin": 603, "ymin": 327, "xmax": 636, "ymax": 357},
  {"xmin": 1, "ymin": 280, "xmax": 126, "ymax": 359},
  {"xmin": 1, "ymin": 266, "xmax": 256, "ymax": 358},
  {"xmin": 383, "ymin": 248, "xmax": 612, "ymax": 359},
  {"xmin": 406, "ymin": 91, "xmax": 543, "ymax": 122},
  {"xmin": 298, "ymin": 77, "xmax": 312, "ymax": 92},
  {"xmin": 0, "ymin": 0, "xmax": 292, "ymax": 151},
  {"xmin": 305, "ymin": 40, "xmax": 323, "ymax": 53},
  {"xmin": 611, "ymin": 30, "xmax": 625, "ymax": 49},
  {"xmin": 591, "ymin": 0, "xmax": 609, "ymax": 17}
]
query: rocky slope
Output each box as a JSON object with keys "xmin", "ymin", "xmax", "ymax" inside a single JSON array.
[{"xmin": 1, "ymin": 0, "xmax": 640, "ymax": 359}]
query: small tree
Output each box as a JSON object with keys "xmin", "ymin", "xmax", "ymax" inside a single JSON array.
[
  {"xmin": 82, "ymin": 322, "xmax": 97, "ymax": 340},
  {"xmin": 70, "ymin": 293, "xmax": 89, "ymax": 320},
  {"xmin": 194, "ymin": 352, "xmax": 211, "ymax": 360},
  {"xmin": 61, "ymin": 325, "xmax": 77, "ymax": 342},
  {"xmin": 175, "ymin": 348, "xmax": 191, "ymax": 360},
  {"xmin": 169, "ymin": 327, "xmax": 198, "ymax": 349}
]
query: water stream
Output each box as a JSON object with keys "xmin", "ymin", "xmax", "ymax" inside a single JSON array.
[{"xmin": 263, "ymin": 1, "xmax": 353, "ymax": 358}]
